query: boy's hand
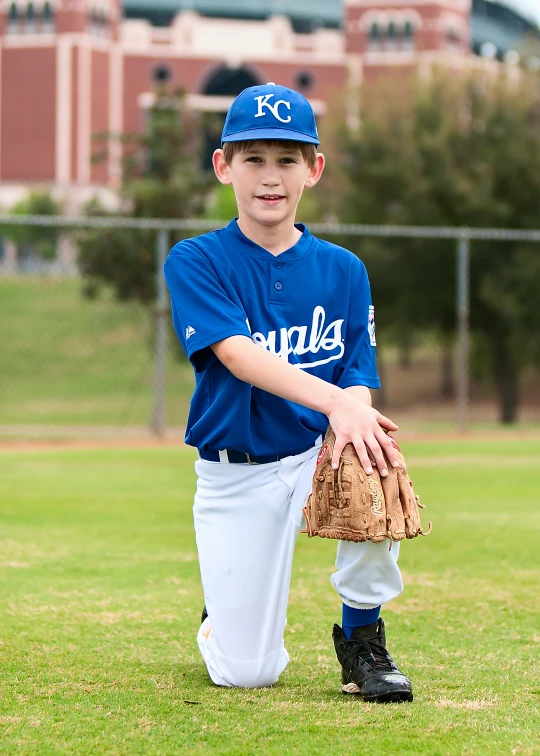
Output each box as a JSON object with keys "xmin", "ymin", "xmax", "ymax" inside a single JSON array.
[
  {"xmin": 328, "ymin": 394, "xmax": 400, "ymax": 477},
  {"xmin": 210, "ymin": 337, "xmax": 397, "ymax": 477}
]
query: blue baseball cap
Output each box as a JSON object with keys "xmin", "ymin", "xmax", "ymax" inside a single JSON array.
[{"xmin": 221, "ymin": 82, "xmax": 320, "ymax": 146}]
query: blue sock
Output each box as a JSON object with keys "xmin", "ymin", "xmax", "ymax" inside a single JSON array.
[{"xmin": 342, "ymin": 604, "xmax": 381, "ymax": 639}]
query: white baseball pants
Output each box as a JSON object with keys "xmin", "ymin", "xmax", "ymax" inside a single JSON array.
[{"xmin": 193, "ymin": 443, "xmax": 403, "ymax": 688}]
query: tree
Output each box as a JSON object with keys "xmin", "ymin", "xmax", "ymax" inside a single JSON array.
[
  {"xmin": 78, "ymin": 86, "xmax": 209, "ymax": 304},
  {"xmin": 320, "ymin": 69, "xmax": 540, "ymax": 422},
  {"xmin": 3, "ymin": 189, "xmax": 61, "ymax": 261}
]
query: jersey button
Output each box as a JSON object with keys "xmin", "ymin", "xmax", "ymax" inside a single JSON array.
[
  {"xmin": 274, "ymin": 260, "xmax": 283, "ymax": 269},
  {"xmin": 274, "ymin": 281, "xmax": 283, "ymax": 291}
]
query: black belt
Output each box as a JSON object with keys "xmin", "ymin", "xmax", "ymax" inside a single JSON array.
[{"xmin": 198, "ymin": 441, "xmax": 317, "ymax": 465}]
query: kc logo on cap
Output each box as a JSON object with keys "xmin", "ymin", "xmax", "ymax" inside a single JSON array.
[
  {"xmin": 221, "ymin": 82, "xmax": 320, "ymax": 146},
  {"xmin": 254, "ymin": 94, "xmax": 292, "ymax": 124}
]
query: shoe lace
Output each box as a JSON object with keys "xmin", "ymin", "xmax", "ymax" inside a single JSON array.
[{"xmin": 345, "ymin": 637, "xmax": 397, "ymax": 673}]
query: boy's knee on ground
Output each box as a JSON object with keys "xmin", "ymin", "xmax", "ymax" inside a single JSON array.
[
  {"xmin": 199, "ymin": 625, "xmax": 289, "ymax": 689},
  {"xmin": 206, "ymin": 650, "xmax": 288, "ymax": 689},
  {"xmin": 218, "ymin": 664, "xmax": 281, "ymax": 689}
]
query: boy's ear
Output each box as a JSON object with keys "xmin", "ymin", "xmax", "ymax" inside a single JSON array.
[
  {"xmin": 304, "ymin": 153, "xmax": 325, "ymax": 189},
  {"xmin": 212, "ymin": 149, "xmax": 232, "ymax": 185}
]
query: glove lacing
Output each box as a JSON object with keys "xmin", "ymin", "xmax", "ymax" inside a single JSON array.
[{"xmin": 335, "ymin": 458, "xmax": 350, "ymax": 508}]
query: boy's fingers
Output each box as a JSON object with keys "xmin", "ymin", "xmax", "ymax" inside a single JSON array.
[
  {"xmin": 332, "ymin": 438, "xmax": 374, "ymax": 476},
  {"xmin": 376, "ymin": 412, "xmax": 399, "ymax": 432},
  {"xmin": 375, "ymin": 429, "xmax": 400, "ymax": 468},
  {"xmin": 331, "ymin": 438, "xmax": 345, "ymax": 470},
  {"xmin": 352, "ymin": 440, "xmax": 373, "ymax": 476},
  {"xmin": 365, "ymin": 436, "xmax": 389, "ymax": 477}
]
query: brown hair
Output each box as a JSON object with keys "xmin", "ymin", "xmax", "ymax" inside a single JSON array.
[{"xmin": 222, "ymin": 139, "xmax": 318, "ymax": 168}]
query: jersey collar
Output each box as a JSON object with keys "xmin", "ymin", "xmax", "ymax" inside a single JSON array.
[{"xmin": 220, "ymin": 218, "xmax": 314, "ymax": 261}]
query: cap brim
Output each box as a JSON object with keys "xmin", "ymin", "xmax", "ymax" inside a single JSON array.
[{"xmin": 222, "ymin": 128, "xmax": 320, "ymax": 146}]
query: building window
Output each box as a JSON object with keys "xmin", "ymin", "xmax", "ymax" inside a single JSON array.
[
  {"xmin": 88, "ymin": 4, "xmax": 111, "ymax": 37},
  {"xmin": 7, "ymin": 2, "xmax": 18, "ymax": 34},
  {"xmin": 368, "ymin": 22, "xmax": 381, "ymax": 52},
  {"xmin": 43, "ymin": 1, "xmax": 54, "ymax": 32},
  {"xmin": 152, "ymin": 64, "xmax": 172, "ymax": 84},
  {"xmin": 386, "ymin": 21, "xmax": 397, "ymax": 51},
  {"xmin": 26, "ymin": 2, "xmax": 35, "ymax": 33},
  {"xmin": 446, "ymin": 28, "xmax": 460, "ymax": 51},
  {"xmin": 6, "ymin": 0, "xmax": 56, "ymax": 34},
  {"xmin": 403, "ymin": 20, "xmax": 415, "ymax": 51},
  {"xmin": 296, "ymin": 71, "xmax": 314, "ymax": 92},
  {"xmin": 367, "ymin": 18, "xmax": 417, "ymax": 53}
]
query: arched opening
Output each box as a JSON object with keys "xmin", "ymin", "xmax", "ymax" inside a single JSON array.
[
  {"xmin": 368, "ymin": 22, "xmax": 380, "ymax": 52},
  {"xmin": 152, "ymin": 64, "xmax": 172, "ymax": 85},
  {"xmin": 202, "ymin": 65, "xmax": 260, "ymax": 97},
  {"xmin": 43, "ymin": 1, "xmax": 54, "ymax": 31},
  {"xmin": 26, "ymin": 2, "xmax": 35, "ymax": 32},
  {"xmin": 403, "ymin": 20, "xmax": 415, "ymax": 51},
  {"xmin": 387, "ymin": 21, "xmax": 397, "ymax": 51},
  {"xmin": 200, "ymin": 66, "xmax": 261, "ymax": 170},
  {"xmin": 446, "ymin": 26, "xmax": 461, "ymax": 51},
  {"xmin": 296, "ymin": 70, "xmax": 314, "ymax": 93},
  {"xmin": 8, "ymin": 2, "xmax": 18, "ymax": 33}
]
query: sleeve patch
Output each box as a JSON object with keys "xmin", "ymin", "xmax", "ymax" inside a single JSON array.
[{"xmin": 368, "ymin": 305, "xmax": 376, "ymax": 347}]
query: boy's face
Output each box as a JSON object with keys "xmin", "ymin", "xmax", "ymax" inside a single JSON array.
[{"xmin": 213, "ymin": 142, "xmax": 324, "ymax": 229}]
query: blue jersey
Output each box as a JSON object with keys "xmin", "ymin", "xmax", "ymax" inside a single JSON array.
[{"xmin": 164, "ymin": 219, "xmax": 380, "ymax": 456}]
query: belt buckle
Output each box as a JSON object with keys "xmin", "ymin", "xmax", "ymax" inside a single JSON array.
[{"xmin": 245, "ymin": 453, "xmax": 260, "ymax": 465}]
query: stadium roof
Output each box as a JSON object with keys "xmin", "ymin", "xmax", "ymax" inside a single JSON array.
[
  {"xmin": 472, "ymin": 0, "xmax": 540, "ymax": 57},
  {"xmin": 123, "ymin": 0, "xmax": 341, "ymax": 31},
  {"xmin": 123, "ymin": 0, "xmax": 540, "ymax": 55},
  {"xmin": 502, "ymin": 0, "xmax": 540, "ymax": 27}
]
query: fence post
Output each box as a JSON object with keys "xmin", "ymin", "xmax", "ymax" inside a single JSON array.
[
  {"xmin": 456, "ymin": 233, "xmax": 470, "ymax": 433},
  {"xmin": 151, "ymin": 229, "xmax": 169, "ymax": 437}
]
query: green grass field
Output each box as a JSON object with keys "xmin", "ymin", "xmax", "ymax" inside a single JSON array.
[{"xmin": 0, "ymin": 439, "xmax": 539, "ymax": 755}]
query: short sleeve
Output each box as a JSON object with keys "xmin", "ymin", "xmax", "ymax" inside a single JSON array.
[
  {"xmin": 335, "ymin": 258, "xmax": 381, "ymax": 390},
  {"xmin": 164, "ymin": 243, "xmax": 252, "ymax": 372}
]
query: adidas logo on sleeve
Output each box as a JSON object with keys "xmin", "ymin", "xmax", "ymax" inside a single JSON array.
[{"xmin": 185, "ymin": 325, "xmax": 196, "ymax": 340}]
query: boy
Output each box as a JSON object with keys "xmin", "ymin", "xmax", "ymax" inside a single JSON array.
[{"xmin": 164, "ymin": 83, "xmax": 413, "ymax": 702}]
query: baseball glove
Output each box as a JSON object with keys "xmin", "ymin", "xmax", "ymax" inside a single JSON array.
[{"xmin": 302, "ymin": 427, "xmax": 431, "ymax": 544}]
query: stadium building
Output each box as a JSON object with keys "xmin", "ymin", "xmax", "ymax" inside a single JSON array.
[{"xmin": 0, "ymin": 0, "xmax": 538, "ymax": 210}]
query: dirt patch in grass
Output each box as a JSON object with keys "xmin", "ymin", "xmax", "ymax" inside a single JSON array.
[
  {"xmin": 434, "ymin": 698, "xmax": 495, "ymax": 710},
  {"xmin": 0, "ymin": 436, "xmax": 187, "ymax": 453}
]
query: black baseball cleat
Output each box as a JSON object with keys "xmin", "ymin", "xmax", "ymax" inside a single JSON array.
[{"xmin": 332, "ymin": 618, "xmax": 413, "ymax": 703}]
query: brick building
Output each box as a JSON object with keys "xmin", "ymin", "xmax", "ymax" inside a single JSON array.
[{"xmin": 0, "ymin": 0, "xmax": 500, "ymax": 211}]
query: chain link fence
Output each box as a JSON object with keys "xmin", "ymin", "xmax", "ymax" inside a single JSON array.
[{"xmin": 1, "ymin": 215, "xmax": 540, "ymax": 439}]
